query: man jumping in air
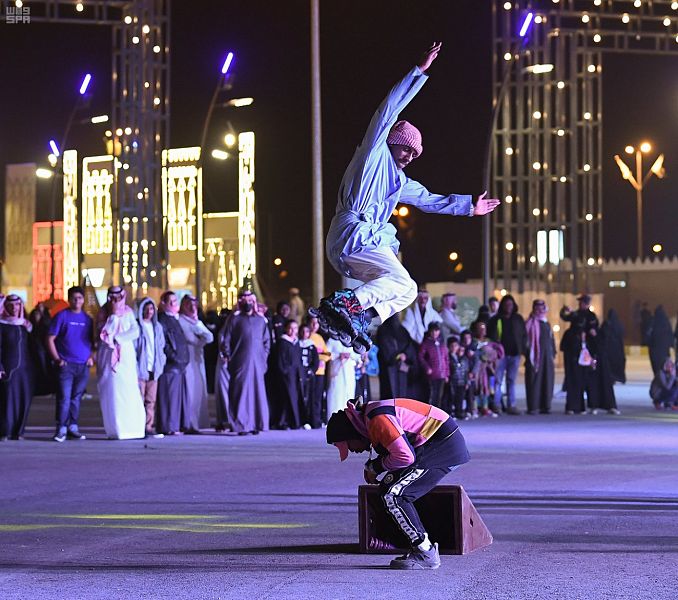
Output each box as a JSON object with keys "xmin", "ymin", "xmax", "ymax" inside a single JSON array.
[
  {"xmin": 311, "ymin": 42, "xmax": 500, "ymax": 352},
  {"xmin": 326, "ymin": 396, "xmax": 470, "ymax": 569}
]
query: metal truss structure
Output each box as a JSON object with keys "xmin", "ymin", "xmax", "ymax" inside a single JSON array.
[
  {"xmin": 26, "ymin": 0, "xmax": 170, "ymax": 291},
  {"xmin": 492, "ymin": 0, "xmax": 678, "ymax": 294}
]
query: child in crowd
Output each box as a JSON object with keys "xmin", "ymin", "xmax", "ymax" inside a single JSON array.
[
  {"xmin": 471, "ymin": 320, "xmax": 504, "ymax": 418},
  {"xmin": 275, "ymin": 320, "xmax": 303, "ymax": 430},
  {"xmin": 299, "ymin": 323, "xmax": 320, "ymax": 429},
  {"xmin": 447, "ymin": 336, "xmax": 473, "ymax": 420},
  {"xmin": 354, "ymin": 352, "xmax": 371, "ymax": 404},
  {"xmin": 418, "ymin": 322, "xmax": 449, "ymax": 407}
]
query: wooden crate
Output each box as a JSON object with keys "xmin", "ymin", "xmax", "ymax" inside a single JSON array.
[{"xmin": 358, "ymin": 484, "xmax": 493, "ymax": 555}]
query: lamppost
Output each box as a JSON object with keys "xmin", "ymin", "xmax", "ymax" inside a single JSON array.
[
  {"xmin": 197, "ymin": 53, "xmax": 254, "ymax": 302},
  {"xmin": 47, "ymin": 73, "xmax": 93, "ymax": 299},
  {"xmin": 613, "ymin": 142, "xmax": 665, "ymax": 258}
]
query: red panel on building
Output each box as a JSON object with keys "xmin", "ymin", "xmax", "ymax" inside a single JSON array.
[{"xmin": 32, "ymin": 222, "xmax": 64, "ymax": 302}]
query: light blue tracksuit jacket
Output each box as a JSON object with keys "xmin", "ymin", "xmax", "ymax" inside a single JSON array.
[{"xmin": 326, "ymin": 66, "xmax": 474, "ymax": 277}]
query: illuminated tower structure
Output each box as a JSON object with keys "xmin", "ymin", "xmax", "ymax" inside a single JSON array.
[
  {"xmin": 29, "ymin": 0, "xmax": 170, "ymax": 292},
  {"xmin": 491, "ymin": 0, "xmax": 677, "ymax": 294}
]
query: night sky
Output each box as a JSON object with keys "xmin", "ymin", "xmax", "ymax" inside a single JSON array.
[{"xmin": 1, "ymin": 0, "xmax": 676, "ymax": 301}]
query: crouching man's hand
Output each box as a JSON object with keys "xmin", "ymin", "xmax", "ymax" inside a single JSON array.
[
  {"xmin": 364, "ymin": 469, "xmax": 379, "ymax": 484},
  {"xmin": 363, "ymin": 460, "xmax": 379, "ymax": 484}
]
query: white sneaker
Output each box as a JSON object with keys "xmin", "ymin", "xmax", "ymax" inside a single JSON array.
[
  {"xmin": 608, "ymin": 408, "xmax": 621, "ymax": 415},
  {"xmin": 303, "ymin": 423, "xmax": 312, "ymax": 430}
]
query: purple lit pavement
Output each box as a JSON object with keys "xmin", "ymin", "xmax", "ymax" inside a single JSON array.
[{"xmin": 1, "ymin": 356, "xmax": 676, "ymax": 600}]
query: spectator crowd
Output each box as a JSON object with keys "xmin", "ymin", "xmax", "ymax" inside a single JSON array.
[{"xmin": 1, "ymin": 284, "xmax": 677, "ymax": 442}]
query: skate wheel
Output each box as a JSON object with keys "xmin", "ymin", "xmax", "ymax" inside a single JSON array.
[
  {"xmin": 308, "ymin": 306, "xmax": 321, "ymax": 318},
  {"xmin": 338, "ymin": 331, "xmax": 353, "ymax": 347},
  {"xmin": 352, "ymin": 339, "xmax": 367, "ymax": 354}
]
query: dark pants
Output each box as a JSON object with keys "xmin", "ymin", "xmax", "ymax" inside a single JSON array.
[
  {"xmin": 565, "ymin": 361, "xmax": 599, "ymax": 412},
  {"xmin": 380, "ymin": 423, "xmax": 469, "ymax": 548},
  {"xmin": 307, "ymin": 374, "xmax": 324, "ymax": 429},
  {"xmin": 428, "ymin": 378, "xmax": 445, "ymax": 408},
  {"xmin": 450, "ymin": 384, "xmax": 468, "ymax": 418},
  {"xmin": 656, "ymin": 386, "xmax": 678, "ymax": 408},
  {"xmin": 494, "ymin": 355, "xmax": 521, "ymax": 408},
  {"xmin": 0, "ymin": 373, "xmax": 33, "ymax": 438},
  {"xmin": 55, "ymin": 362, "xmax": 89, "ymax": 433},
  {"xmin": 355, "ymin": 373, "xmax": 371, "ymax": 404},
  {"xmin": 156, "ymin": 368, "xmax": 189, "ymax": 434}
]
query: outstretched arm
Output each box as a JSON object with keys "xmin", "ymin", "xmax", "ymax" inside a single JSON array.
[
  {"xmin": 400, "ymin": 181, "xmax": 501, "ymax": 217},
  {"xmin": 399, "ymin": 178, "xmax": 473, "ymax": 216},
  {"xmin": 417, "ymin": 42, "xmax": 442, "ymax": 73},
  {"xmin": 358, "ymin": 43, "xmax": 443, "ymax": 153}
]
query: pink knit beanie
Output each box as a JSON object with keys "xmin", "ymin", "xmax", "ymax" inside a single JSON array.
[{"xmin": 386, "ymin": 120, "xmax": 423, "ymax": 157}]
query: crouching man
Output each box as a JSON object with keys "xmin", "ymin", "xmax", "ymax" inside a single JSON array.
[{"xmin": 326, "ymin": 397, "xmax": 470, "ymax": 569}]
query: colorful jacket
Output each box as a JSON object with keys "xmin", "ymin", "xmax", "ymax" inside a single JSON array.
[
  {"xmin": 418, "ymin": 336, "xmax": 449, "ymax": 380},
  {"xmin": 346, "ymin": 398, "xmax": 468, "ymax": 474},
  {"xmin": 449, "ymin": 353, "xmax": 471, "ymax": 387}
]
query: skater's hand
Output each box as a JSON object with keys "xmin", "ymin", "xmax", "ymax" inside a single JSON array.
[
  {"xmin": 426, "ymin": 368, "xmax": 433, "ymax": 376},
  {"xmin": 86, "ymin": 357, "xmax": 94, "ymax": 368},
  {"xmin": 397, "ymin": 353, "xmax": 406, "ymax": 362},
  {"xmin": 588, "ymin": 329, "xmax": 597, "ymax": 337},
  {"xmin": 473, "ymin": 191, "xmax": 501, "ymax": 216},
  {"xmin": 417, "ymin": 42, "xmax": 442, "ymax": 73},
  {"xmin": 363, "ymin": 469, "xmax": 379, "ymax": 484}
]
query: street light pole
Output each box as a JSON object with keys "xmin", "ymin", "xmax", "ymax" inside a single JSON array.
[
  {"xmin": 613, "ymin": 142, "xmax": 665, "ymax": 259},
  {"xmin": 310, "ymin": 0, "xmax": 325, "ymax": 303},
  {"xmin": 198, "ymin": 52, "xmax": 234, "ymax": 303},
  {"xmin": 635, "ymin": 150, "xmax": 643, "ymax": 258},
  {"xmin": 48, "ymin": 73, "xmax": 92, "ymax": 299}
]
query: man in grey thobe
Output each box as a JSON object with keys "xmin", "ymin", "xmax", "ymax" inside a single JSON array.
[{"xmin": 216, "ymin": 290, "xmax": 271, "ymax": 435}]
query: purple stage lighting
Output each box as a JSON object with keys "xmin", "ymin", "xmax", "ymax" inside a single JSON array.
[
  {"xmin": 519, "ymin": 12, "xmax": 534, "ymax": 38},
  {"xmin": 221, "ymin": 52, "xmax": 234, "ymax": 75},
  {"xmin": 49, "ymin": 139, "xmax": 60, "ymax": 157},
  {"xmin": 79, "ymin": 73, "xmax": 92, "ymax": 95}
]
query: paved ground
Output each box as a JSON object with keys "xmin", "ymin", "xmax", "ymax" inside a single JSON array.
[{"xmin": 1, "ymin": 357, "xmax": 677, "ymax": 600}]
